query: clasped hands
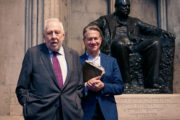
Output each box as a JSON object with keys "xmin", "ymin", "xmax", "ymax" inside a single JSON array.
[{"xmin": 86, "ymin": 76, "xmax": 104, "ymax": 92}]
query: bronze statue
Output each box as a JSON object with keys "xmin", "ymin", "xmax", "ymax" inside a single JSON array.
[{"xmin": 89, "ymin": 0, "xmax": 175, "ymax": 93}]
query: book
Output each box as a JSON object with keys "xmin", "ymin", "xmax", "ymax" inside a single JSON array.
[{"xmin": 82, "ymin": 60, "xmax": 105, "ymax": 82}]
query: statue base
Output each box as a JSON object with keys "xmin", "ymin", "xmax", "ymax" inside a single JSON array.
[
  {"xmin": 115, "ymin": 94, "xmax": 180, "ymax": 120},
  {"xmin": 124, "ymin": 83, "xmax": 172, "ymax": 94}
]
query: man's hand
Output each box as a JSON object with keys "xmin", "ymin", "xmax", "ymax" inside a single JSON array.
[
  {"xmin": 86, "ymin": 76, "xmax": 104, "ymax": 92},
  {"xmin": 162, "ymin": 31, "xmax": 176, "ymax": 39}
]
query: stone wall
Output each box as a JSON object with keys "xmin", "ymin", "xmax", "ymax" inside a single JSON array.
[
  {"xmin": 0, "ymin": 0, "xmax": 24, "ymax": 119},
  {"xmin": 168, "ymin": 0, "xmax": 180, "ymax": 93},
  {"xmin": 69, "ymin": 0, "xmax": 108, "ymax": 54}
]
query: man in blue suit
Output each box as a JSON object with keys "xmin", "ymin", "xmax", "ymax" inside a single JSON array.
[{"xmin": 80, "ymin": 25, "xmax": 124, "ymax": 120}]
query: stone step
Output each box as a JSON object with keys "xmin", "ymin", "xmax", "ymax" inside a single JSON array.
[
  {"xmin": 115, "ymin": 94, "xmax": 180, "ymax": 120},
  {"xmin": 0, "ymin": 116, "xmax": 23, "ymax": 120}
]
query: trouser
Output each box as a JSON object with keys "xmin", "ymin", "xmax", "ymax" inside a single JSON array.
[
  {"xmin": 56, "ymin": 107, "xmax": 64, "ymax": 120},
  {"xmin": 92, "ymin": 101, "xmax": 105, "ymax": 120},
  {"xmin": 111, "ymin": 38, "xmax": 162, "ymax": 88}
]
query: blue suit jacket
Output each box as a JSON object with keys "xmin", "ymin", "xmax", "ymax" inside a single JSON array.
[{"xmin": 80, "ymin": 52, "xmax": 124, "ymax": 120}]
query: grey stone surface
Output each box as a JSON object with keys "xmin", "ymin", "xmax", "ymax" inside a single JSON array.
[
  {"xmin": 0, "ymin": 116, "xmax": 23, "ymax": 120},
  {"xmin": 167, "ymin": 0, "xmax": 180, "ymax": 93},
  {"xmin": 0, "ymin": 0, "xmax": 24, "ymax": 117},
  {"xmin": 115, "ymin": 94, "xmax": 180, "ymax": 120},
  {"xmin": 70, "ymin": 0, "xmax": 108, "ymax": 54},
  {"xmin": 130, "ymin": 0, "xmax": 158, "ymax": 26},
  {"xmin": 0, "ymin": 85, "xmax": 10, "ymax": 115}
]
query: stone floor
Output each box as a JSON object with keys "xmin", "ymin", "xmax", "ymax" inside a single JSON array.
[
  {"xmin": 2, "ymin": 94, "xmax": 180, "ymax": 120},
  {"xmin": 0, "ymin": 116, "xmax": 23, "ymax": 120}
]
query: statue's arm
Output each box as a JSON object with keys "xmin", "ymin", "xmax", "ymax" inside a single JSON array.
[
  {"xmin": 138, "ymin": 20, "xmax": 175, "ymax": 39},
  {"xmin": 89, "ymin": 16, "xmax": 107, "ymax": 32},
  {"xmin": 138, "ymin": 20, "xmax": 162, "ymax": 36}
]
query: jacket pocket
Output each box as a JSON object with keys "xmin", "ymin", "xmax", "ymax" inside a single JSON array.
[
  {"xmin": 23, "ymin": 102, "xmax": 28, "ymax": 118},
  {"xmin": 25, "ymin": 93, "xmax": 42, "ymax": 118}
]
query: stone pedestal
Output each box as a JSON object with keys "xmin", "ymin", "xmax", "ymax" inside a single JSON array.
[{"xmin": 115, "ymin": 94, "xmax": 180, "ymax": 120}]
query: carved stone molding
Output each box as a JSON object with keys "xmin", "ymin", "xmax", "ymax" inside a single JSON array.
[
  {"xmin": 25, "ymin": 0, "xmax": 71, "ymax": 52},
  {"xmin": 109, "ymin": 0, "xmax": 115, "ymax": 14},
  {"xmin": 24, "ymin": 0, "xmax": 44, "ymax": 52},
  {"xmin": 157, "ymin": 0, "xmax": 167, "ymax": 30}
]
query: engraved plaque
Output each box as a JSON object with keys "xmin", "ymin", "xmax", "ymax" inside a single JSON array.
[{"xmin": 115, "ymin": 94, "xmax": 180, "ymax": 120}]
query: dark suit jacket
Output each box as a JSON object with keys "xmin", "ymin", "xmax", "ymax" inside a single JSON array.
[
  {"xmin": 80, "ymin": 53, "xmax": 124, "ymax": 120},
  {"xmin": 16, "ymin": 43, "xmax": 83, "ymax": 120}
]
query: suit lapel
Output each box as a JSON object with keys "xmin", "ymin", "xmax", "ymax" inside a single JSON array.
[
  {"xmin": 80, "ymin": 53, "xmax": 88, "ymax": 65},
  {"xmin": 100, "ymin": 53, "xmax": 108, "ymax": 81},
  {"xmin": 100, "ymin": 53, "xmax": 107, "ymax": 68},
  {"xmin": 62, "ymin": 46, "xmax": 72, "ymax": 89},
  {"xmin": 40, "ymin": 44, "xmax": 60, "ymax": 89}
]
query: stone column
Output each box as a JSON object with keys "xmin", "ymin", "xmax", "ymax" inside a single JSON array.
[
  {"xmin": 24, "ymin": 0, "xmax": 44, "ymax": 52},
  {"xmin": 157, "ymin": 0, "xmax": 167, "ymax": 30},
  {"xmin": 25, "ymin": 0, "xmax": 71, "ymax": 51},
  {"xmin": 109, "ymin": 0, "xmax": 115, "ymax": 14}
]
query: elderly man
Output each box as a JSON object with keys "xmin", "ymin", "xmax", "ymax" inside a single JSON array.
[{"xmin": 16, "ymin": 18, "xmax": 83, "ymax": 120}]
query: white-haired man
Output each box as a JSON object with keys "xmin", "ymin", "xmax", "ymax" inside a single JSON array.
[{"xmin": 16, "ymin": 18, "xmax": 83, "ymax": 120}]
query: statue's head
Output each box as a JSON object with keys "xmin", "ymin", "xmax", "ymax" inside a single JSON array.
[{"xmin": 115, "ymin": 0, "xmax": 130, "ymax": 17}]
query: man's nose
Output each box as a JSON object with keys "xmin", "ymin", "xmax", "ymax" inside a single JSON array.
[
  {"xmin": 52, "ymin": 32, "xmax": 57, "ymax": 38},
  {"xmin": 90, "ymin": 39, "xmax": 96, "ymax": 43}
]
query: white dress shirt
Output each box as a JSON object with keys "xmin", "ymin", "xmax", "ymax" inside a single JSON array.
[
  {"xmin": 86, "ymin": 51, "xmax": 101, "ymax": 65},
  {"xmin": 49, "ymin": 46, "xmax": 68, "ymax": 84}
]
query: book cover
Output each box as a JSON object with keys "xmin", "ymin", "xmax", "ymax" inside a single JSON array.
[{"xmin": 82, "ymin": 60, "xmax": 105, "ymax": 82}]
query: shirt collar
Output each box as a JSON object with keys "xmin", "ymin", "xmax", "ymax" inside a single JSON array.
[
  {"xmin": 49, "ymin": 46, "xmax": 64, "ymax": 56},
  {"xmin": 86, "ymin": 51, "xmax": 101, "ymax": 60}
]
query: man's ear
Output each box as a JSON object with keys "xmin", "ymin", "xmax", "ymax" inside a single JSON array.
[
  {"xmin": 43, "ymin": 32, "xmax": 45, "ymax": 39},
  {"xmin": 83, "ymin": 38, "xmax": 85, "ymax": 43}
]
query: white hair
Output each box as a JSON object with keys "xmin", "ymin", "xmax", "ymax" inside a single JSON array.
[{"xmin": 44, "ymin": 18, "xmax": 64, "ymax": 32}]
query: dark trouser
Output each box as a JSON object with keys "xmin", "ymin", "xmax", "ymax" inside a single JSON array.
[
  {"xmin": 111, "ymin": 39, "xmax": 162, "ymax": 88},
  {"xmin": 56, "ymin": 107, "xmax": 64, "ymax": 120},
  {"xmin": 92, "ymin": 101, "xmax": 105, "ymax": 120}
]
